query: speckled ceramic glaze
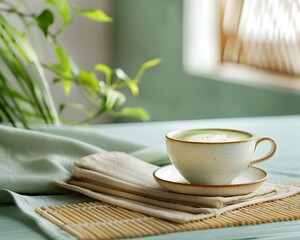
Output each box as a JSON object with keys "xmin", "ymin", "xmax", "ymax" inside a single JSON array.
[
  {"xmin": 165, "ymin": 128, "xmax": 277, "ymax": 185},
  {"xmin": 153, "ymin": 165, "xmax": 268, "ymax": 196}
]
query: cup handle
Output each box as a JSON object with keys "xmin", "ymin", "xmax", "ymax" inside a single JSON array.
[{"xmin": 250, "ymin": 137, "xmax": 277, "ymax": 166}]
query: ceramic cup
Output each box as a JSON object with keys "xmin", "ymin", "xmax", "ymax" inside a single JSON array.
[{"xmin": 165, "ymin": 128, "xmax": 277, "ymax": 185}]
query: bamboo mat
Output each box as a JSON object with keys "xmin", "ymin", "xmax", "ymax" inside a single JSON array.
[{"xmin": 36, "ymin": 193, "xmax": 300, "ymax": 240}]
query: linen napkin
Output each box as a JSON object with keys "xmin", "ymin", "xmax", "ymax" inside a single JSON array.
[{"xmin": 54, "ymin": 152, "xmax": 300, "ymax": 223}]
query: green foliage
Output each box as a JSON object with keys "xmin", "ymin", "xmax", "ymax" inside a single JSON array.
[
  {"xmin": 77, "ymin": 9, "xmax": 113, "ymax": 22},
  {"xmin": 50, "ymin": 44, "xmax": 74, "ymax": 94},
  {"xmin": 45, "ymin": 0, "xmax": 71, "ymax": 25},
  {"xmin": 35, "ymin": 9, "xmax": 54, "ymax": 36},
  {"xmin": 0, "ymin": 0, "xmax": 160, "ymax": 128}
]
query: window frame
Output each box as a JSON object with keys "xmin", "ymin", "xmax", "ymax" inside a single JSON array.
[{"xmin": 182, "ymin": 0, "xmax": 300, "ymax": 92}]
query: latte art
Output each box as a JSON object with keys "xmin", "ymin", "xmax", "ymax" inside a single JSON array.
[{"xmin": 187, "ymin": 133, "xmax": 241, "ymax": 142}]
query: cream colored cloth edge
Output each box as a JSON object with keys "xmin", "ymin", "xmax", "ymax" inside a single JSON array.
[
  {"xmin": 67, "ymin": 179, "xmax": 278, "ymax": 213},
  {"xmin": 54, "ymin": 180, "xmax": 300, "ymax": 223},
  {"xmin": 71, "ymin": 151, "xmax": 281, "ymax": 209}
]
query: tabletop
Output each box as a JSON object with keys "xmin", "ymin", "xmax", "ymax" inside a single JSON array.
[{"xmin": 1, "ymin": 115, "xmax": 300, "ymax": 240}]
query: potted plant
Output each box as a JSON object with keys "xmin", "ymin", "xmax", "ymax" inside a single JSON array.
[{"xmin": 0, "ymin": 0, "xmax": 160, "ymax": 128}]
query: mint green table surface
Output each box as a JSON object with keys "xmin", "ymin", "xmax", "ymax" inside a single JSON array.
[{"xmin": 1, "ymin": 115, "xmax": 300, "ymax": 240}]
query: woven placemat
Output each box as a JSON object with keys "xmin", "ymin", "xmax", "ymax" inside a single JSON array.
[{"xmin": 36, "ymin": 192, "xmax": 300, "ymax": 240}]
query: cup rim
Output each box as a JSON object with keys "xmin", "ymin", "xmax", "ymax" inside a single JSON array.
[{"xmin": 165, "ymin": 128, "xmax": 256, "ymax": 144}]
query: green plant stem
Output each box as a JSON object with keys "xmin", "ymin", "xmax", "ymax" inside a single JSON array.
[
  {"xmin": 113, "ymin": 82, "xmax": 130, "ymax": 89},
  {"xmin": 77, "ymin": 108, "xmax": 105, "ymax": 124},
  {"xmin": 3, "ymin": 4, "xmax": 78, "ymax": 45},
  {"xmin": 0, "ymin": 6, "xmax": 36, "ymax": 18},
  {"xmin": 78, "ymin": 86, "xmax": 102, "ymax": 106},
  {"xmin": 50, "ymin": 12, "xmax": 79, "ymax": 43},
  {"xmin": 43, "ymin": 63, "xmax": 103, "ymax": 108},
  {"xmin": 34, "ymin": 63, "xmax": 60, "ymax": 125},
  {"xmin": 133, "ymin": 68, "xmax": 146, "ymax": 84},
  {"xmin": 0, "ymin": 8, "xmax": 61, "ymax": 46},
  {"xmin": 41, "ymin": 63, "xmax": 76, "ymax": 81}
]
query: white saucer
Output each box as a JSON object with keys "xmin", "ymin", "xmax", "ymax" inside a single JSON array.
[{"xmin": 153, "ymin": 165, "xmax": 268, "ymax": 196}]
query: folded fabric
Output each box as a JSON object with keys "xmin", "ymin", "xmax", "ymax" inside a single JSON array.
[
  {"xmin": 0, "ymin": 125, "xmax": 169, "ymax": 240},
  {"xmin": 0, "ymin": 125, "xmax": 168, "ymax": 194},
  {"xmin": 54, "ymin": 152, "xmax": 300, "ymax": 223},
  {"xmin": 0, "ymin": 125, "xmax": 102, "ymax": 194}
]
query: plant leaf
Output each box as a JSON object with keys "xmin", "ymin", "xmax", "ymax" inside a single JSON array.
[
  {"xmin": 0, "ymin": 48, "xmax": 33, "ymax": 94},
  {"xmin": 125, "ymin": 80, "xmax": 139, "ymax": 96},
  {"xmin": 59, "ymin": 102, "xmax": 94, "ymax": 118},
  {"xmin": 45, "ymin": 0, "xmax": 70, "ymax": 25},
  {"xmin": 109, "ymin": 107, "xmax": 150, "ymax": 121},
  {"xmin": 0, "ymin": 85, "xmax": 32, "ymax": 104},
  {"xmin": 0, "ymin": 97, "xmax": 16, "ymax": 127},
  {"xmin": 0, "ymin": 70, "xmax": 29, "ymax": 128},
  {"xmin": 134, "ymin": 58, "xmax": 161, "ymax": 83},
  {"xmin": 0, "ymin": 16, "xmax": 59, "ymax": 124},
  {"xmin": 0, "ymin": 16, "xmax": 38, "ymax": 63},
  {"xmin": 101, "ymin": 84, "xmax": 126, "ymax": 111},
  {"xmin": 95, "ymin": 64, "xmax": 112, "ymax": 85},
  {"xmin": 18, "ymin": 108, "xmax": 45, "ymax": 119},
  {"xmin": 52, "ymin": 44, "xmax": 72, "ymax": 94},
  {"xmin": 141, "ymin": 58, "xmax": 162, "ymax": 69},
  {"xmin": 35, "ymin": 9, "xmax": 54, "ymax": 36},
  {"xmin": 77, "ymin": 9, "xmax": 113, "ymax": 22},
  {"xmin": 55, "ymin": 44, "xmax": 70, "ymax": 70},
  {"xmin": 78, "ymin": 70, "xmax": 100, "ymax": 91},
  {"xmin": 116, "ymin": 68, "xmax": 139, "ymax": 96},
  {"xmin": 115, "ymin": 68, "xmax": 127, "ymax": 79}
]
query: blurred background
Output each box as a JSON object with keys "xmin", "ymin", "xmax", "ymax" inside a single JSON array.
[
  {"xmin": 113, "ymin": 0, "xmax": 300, "ymax": 122},
  {"xmin": 3, "ymin": 0, "xmax": 300, "ymax": 124}
]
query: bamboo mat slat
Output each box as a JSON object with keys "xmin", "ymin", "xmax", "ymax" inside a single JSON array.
[{"xmin": 36, "ymin": 193, "xmax": 300, "ymax": 240}]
